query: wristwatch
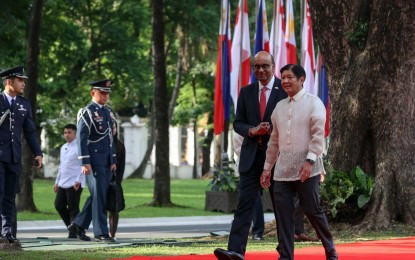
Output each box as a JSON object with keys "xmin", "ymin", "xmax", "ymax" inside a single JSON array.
[{"xmin": 306, "ymin": 159, "xmax": 315, "ymax": 165}]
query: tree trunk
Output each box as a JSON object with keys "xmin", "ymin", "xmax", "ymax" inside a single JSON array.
[
  {"xmin": 151, "ymin": 0, "xmax": 172, "ymax": 206},
  {"xmin": 17, "ymin": 0, "xmax": 44, "ymax": 212},
  {"xmin": 310, "ymin": 0, "xmax": 415, "ymax": 228},
  {"xmin": 17, "ymin": 140, "xmax": 37, "ymax": 212},
  {"xmin": 191, "ymin": 76, "xmax": 199, "ymax": 179},
  {"xmin": 168, "ymin": 53, "xmax": 183, "ymax": 124},
  {"xmin": 134, "ymin": 29, "xmax": 182, "ymax": 180},
  {"xmin": 192, "ymin": 120, "xmax": 198, "ymax": 179},
  {"xmin": 202, "ymin": 113, "xmax": 214, "ymax": 177}
]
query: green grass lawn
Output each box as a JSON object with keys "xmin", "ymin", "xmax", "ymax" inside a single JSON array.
[
  {"xmin": 0, "ymin": 238, "xmax": 277, "ymax": 259},
  {"xmin": 18, "ymin": 178, "xmax": 225, "ymax": 221}
]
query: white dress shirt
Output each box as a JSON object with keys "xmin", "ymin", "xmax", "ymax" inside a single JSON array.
[
  {"xmin": 55, "ymin": 139, "xmax": 85, "ymax": 188},
  {"xmin": 4, "ymin": 91, "xmax": 15, "ymax": 105},
  {"xmin": 258, "ymin": 76, "xmax": 275, "ymax": 104}
]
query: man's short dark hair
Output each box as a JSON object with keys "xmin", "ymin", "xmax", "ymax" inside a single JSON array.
[
  {"xmin": 64, "ymin": 124, "xmax": 77, "ymax": 131},
  {"xmin": 280, "ymin": 64, "xmax": 306, "ymax": 79}
]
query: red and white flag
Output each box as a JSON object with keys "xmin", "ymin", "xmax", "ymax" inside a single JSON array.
[
  {"xmin": 301, "ymin": 0, "xmax": 316, "ymax": 95},
  {"xmin": 285, "ymin": 0, "xmax": 297, "ymax": 64},
  {"xmin": 214, "ymin": 0, "xmax": 232, "ymax": 135},
  {"xmin": 230, "ymin": 0, "xmax": 251, "ymax": 108},
  {"xmin": 270, "ymin": 0, "xmax": 287, "ymax": 78}
]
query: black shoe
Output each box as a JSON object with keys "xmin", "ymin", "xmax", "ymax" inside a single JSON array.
[
  {"xmin": 68, "ymin": 232, "xmax": 77, "ymax": 239},
  {"xmin": 94, "ymin": 234, "xmax": 115, "ymax": 242},
  {"xmin": 68, "ymin": 223, "xmax": 91, "ymax": 241},
  {"xmin": 4, "ymin": 233, "xmax": 17, "ymax": 243},
  {"xmin": 326, "ymin": 248, "xmax": 338, "ymax": 260},
  {"xmin": 67, "ymin": 223, "xmax": 77, "ymax": 234},
  {"xmin": 67, "ymin": 225, "xmax": 77, "ymax": 238},
  {"xmin": 252, "ymin": 234, "xmax": 263, "ymax": 241},
  {"xmin": 214, "ymin": 248, "xmax": 244, "ymax": 260}
]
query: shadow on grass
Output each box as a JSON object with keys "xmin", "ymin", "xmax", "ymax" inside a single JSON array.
[{"xmin": 126, "ymin": 202, "xmax": 192, "ymax": 209}]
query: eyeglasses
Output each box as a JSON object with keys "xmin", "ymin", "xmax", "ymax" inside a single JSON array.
[{"xmin": 253, "ymin": 64, "xmax": 272, "ymax": 70}]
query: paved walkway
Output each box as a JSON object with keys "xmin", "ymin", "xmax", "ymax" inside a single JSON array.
[{"xmin": 16, "ymin": 214, "xmax": 275, "ymax": 251}]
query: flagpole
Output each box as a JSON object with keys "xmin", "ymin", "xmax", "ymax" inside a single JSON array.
[
  {"xmin": 221, "ymin": 0, "xmax": 230, "ymax": 170},
  {"xmin": 271, "ymin": 0, "xmax": 280, "ymax": 75},
  {"xmin": 239, "ymin": 0, "xmax": 244, "ymax": 98},
  {"xmin": 219, "ymin": 0, "xmax": 229, "ymax": 170},
  {"xmin": 273, "ymin": 0, "xmax": 280, "ymax": 50}
]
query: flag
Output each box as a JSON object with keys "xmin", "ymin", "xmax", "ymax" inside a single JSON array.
[
  {"xmin": 314, "ymin": 46, "xmax": 321, "ymax": 96},
  {"xmin": 251, "ymin": 0, "xmax": 270, "ymax": 82},
  {"xmin": 214, "ymin": 0, "xmax": 231, "ymax": 135},
  {"xmin": 320, "ymin": 64, "xmax": 330, "ymax": 137},
  {"xmin": 270, "ymin": 0, "xmax": 287, "ymax": 78},
  {"xmin": 316, "ymin": 50, "xmax": 330, "ymax": 138},
  {"xmin": 230, "ymin": 0, "xmax": 251, "ymax": 108},
  {"xmin": 301, "ymin": 0, "xmax": 316, "ymax": 95},
  {"xmin": 285, "ymin": 0, "xmax": 297, "ymax": 64}
]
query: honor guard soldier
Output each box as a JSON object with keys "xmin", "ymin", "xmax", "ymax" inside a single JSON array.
[
  {"xmin": 68, "ymin": 79, "xmax": 117, "ymax": 242},
  {"xmin": 0, "ymin": 65, "xmax": 42, "ymax": 244}
]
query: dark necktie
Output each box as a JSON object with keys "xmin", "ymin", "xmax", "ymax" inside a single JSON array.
[
  {"xmin": 10, "ymin": 99, "xmax": 15, "ymax": 109},
  {"xmin": 260, "ymin": 87, "xmax": 267, "ymax": 120}
]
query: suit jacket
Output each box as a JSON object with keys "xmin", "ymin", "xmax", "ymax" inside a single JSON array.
[
  {"xmin": 77, "ymin": 102, "xmax": 117, "ymax": 167},
  {"xmin": 233, "ymin": 77, "xmax": 287, "ymax": 173},
  {"xmin": 0, "ymin": 92, "xmax": 42, "ymax": 163},
  {"xmin": 114, "ymin": 137, "xmax": 126, "ymax": 183}
]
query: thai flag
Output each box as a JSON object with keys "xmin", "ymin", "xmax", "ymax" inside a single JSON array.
[
  {"xmin": 250, "ymin": 0, "xmax": 270, "ymax": 82},
  {"xmin": 316, "ymin": 50, "xmax": 330, "ymax": 138},
  {"xmin": 320, "ymin": 64, "xmax": 330, "ymax": 137}
]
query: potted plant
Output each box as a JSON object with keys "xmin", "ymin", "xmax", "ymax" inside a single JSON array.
[{"xmin": 205, "ymin": 164, "xmax": 240, "ymax": 213}]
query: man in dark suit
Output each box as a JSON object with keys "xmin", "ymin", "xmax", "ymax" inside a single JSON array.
[
  {"xmin": 68, "ymin": 79, "xmax": 117, "ymax": 242},
  {"xmin": 214, "ymin": 51, "xmax": 287, "ymax": 259},
  {"xmin": 0, "ymin": 66, "xmax": 43, "ymax": 243}
]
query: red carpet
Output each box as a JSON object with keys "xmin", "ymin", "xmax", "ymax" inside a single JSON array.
[{"xmin": 117, "ymin": 237, "xmax": 415, "ymax": 260}]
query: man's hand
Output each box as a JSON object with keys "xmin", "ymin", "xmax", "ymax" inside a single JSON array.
[
  {"xmin": 300, "ymin": 161, "xmax": 313, "ymax": 182},
  {"xmin": 53, "ymin": 184, "xmax": 58, "ymax": 193},
  {"xmin": 260, "ymin": 170, "xmax": 272, "ymax": 189},
  {"xmin": 257, "ymin": 122, "xmax": 271, "ymax": 135},
  {"xmin": 110, "ymin": 163, "xmax": 117, "ymax": 172},
  {"xmin": 34, "ymin": 156, "xmax": 43, "ymax": 169},
  {"xmin": 82, "ymin": 164, "xmax": 92, "ymax": 175},
  {"xmin": 73, "ymin": 182, "xmax": 81, "ymax": 191},
  {"xmin": 249, "ymin": 122, "xmax": 271, "ymax": 136}
]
